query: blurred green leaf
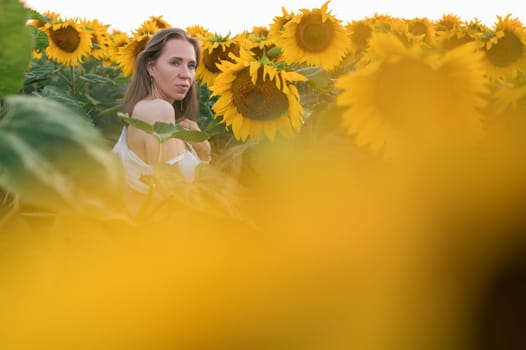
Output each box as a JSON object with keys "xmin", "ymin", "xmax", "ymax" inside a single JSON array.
[
  {"xmin": 40, "ymin": 85, "xmax": 89, "ymax": 118},
  {"xmin": 0, "ymin": 0, "xmax": 34, "ymax": 97},
  {"xmin": 0, "ymin": 95, "xmax": 122, "ymax": 213},
  {"xmin": 266, "ymin": 46, "xmax": 282, "ymax": 58},
  {"xmin": 295, "ymin": 66, "xmax": 332, "ymax": 90},
  {"xmin": 28, "ymin": 25, "xmax": 49, "ymax": 51},
  {"xmin": 26, "ymin": 7, "xmax": 50, "ymax": 23}
]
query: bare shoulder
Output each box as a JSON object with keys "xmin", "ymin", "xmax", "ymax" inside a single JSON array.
[{"xmin": 132, "ymin": 99, "xmax": 175, "ymax": 124}]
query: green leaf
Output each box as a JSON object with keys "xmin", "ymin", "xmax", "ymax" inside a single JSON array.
[
  {"xmin": 23, "ymin": 61, "xmax": 59, "ymax": 85},
  {"xmin": 152, "ymin": 122, "xmax": 186, "ymax": 142},
  {"xmin": 204, "ymin": 117, "xmax": 229, "ymax": 137},
  {"xmin": 117, "ymin": 113, "xmax": 209, "ymax": 143},
  {"xmin": 78, "ymin": 73, "xmax": 117, "ymax": 85},
  {"xmin": 26, "ymin": 8, "xmax": 50, "ymax": 23},
  {"xmin": 28, "ymin": 24, "xmax": 49, "ymax": 51},
  {"xmin": 94, "ymin": 104, "xmax": 122, "ymax": 120},
  {"xmin": 153, "ymin": 121, "xmax": 210, "ymax": 143},
  {"xmin": 204, "ymin": 117, "xmax": 222, "ymax": 132},
  {"xmin": 266, "ymin": 46, "xmax": 282, "ymax": 58},
  {"xmin": 40, "ymin": 85, "xmax": 89, "ymax": 118},
  {"xmin": 480, "ymin": 31, "xmax": 497, "ymax": 41},
  {"xmin": 295, "ymin": 66, "xmax": 332, "ymax": 90},
  {"xmin": 0, "ymin": 95, "xmax": 123, "ymax": 213},
  {"xmin": 0, "ymin": 0, "xmax": 34, "ymax": 97},
  {"xmin": 117, "ymin": 113, "xmax": 154, "ymax": 134}
]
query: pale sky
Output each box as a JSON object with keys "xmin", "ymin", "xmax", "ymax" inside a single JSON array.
[{"xmin": 24, "ymin": 0, "xmax": 524, "ymax": 35}]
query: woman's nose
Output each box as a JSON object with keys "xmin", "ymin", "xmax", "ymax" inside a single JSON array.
[{"xmin": 178, "ymin": 65, "xmax": 191, "ymax": 78}]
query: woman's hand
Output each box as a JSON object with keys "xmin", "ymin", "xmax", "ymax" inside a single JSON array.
[
  {"xmin": 177, "ymin": 119, "xmax": 212, "ymax": 162},
  {"xmin": 178, "ymin": 119, "xmax": 200, "ymax": 131}
]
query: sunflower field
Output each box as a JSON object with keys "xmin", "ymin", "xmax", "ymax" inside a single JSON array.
[{"xmin": 1, "ymin": 0, "xmax": 526, "ymax": 349}]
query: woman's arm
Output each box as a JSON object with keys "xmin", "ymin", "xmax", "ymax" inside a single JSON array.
[{"xmin": 129, "ymin": 99, "xmax": 186, "ymax": 164}]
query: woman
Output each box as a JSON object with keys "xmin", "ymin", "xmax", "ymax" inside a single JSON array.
[{"xmin": 113, "ymin": 28, "xmax": 211, "ymax": 214}]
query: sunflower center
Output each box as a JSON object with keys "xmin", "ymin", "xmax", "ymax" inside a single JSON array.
[
  {"xmin": 409, "ymin": 22, "xmax": 429, "ymax": 38},
  {"xmin": 351, "ymin": 23, "xmax": 372, "ymax": 51},
  {"xmin": 203, "ymin": 43, "xmax": 239, "ymax": 74},
  {"xmin": 231, "ymin": 68, "xmax": 288, "ymax": 121},
  {"xmin": 486, "ymin": 31, "xmax": 524, "ymax": 67},
  {"xmin": 295, "ymin": 14, "xmax": 334, "ymax": 52},
  {"xmin": 49, "ymin": 26, "xmax": 81, "ymax": 53}
]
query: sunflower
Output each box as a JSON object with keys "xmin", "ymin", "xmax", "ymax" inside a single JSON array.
[
  {"xmin": 132, "ymin": 19, "xmax": 161, "ymax": 38},
  {"xmin": 268, "ymin": 6, "xmax": 295, "ymax": 42},
  {"xmin": 367, "ymin": 13, "xmax": 395, "ymax": 31},
  {"xmin": 385, "ymin": 17, "xmax": 414, "ymax": 48},
  {"xmin": 43, "ymin": 11, "xmax": 61, "ymax": 21},
  {"xmin": 81, "ymin": 18, "xmax": 111, "ymax": 61},
  {"xmin": 355, "ymin": 19, "xmax": 412, "ymax": 70},
  {"xmin": 186, "ymin": 25, "xmax": 213, "ymax": 40},
  {"xmin": 405, "ymin": 17, "xmax": 436, "ymax": 46},
  {"xmin": 348, "ymin": 14, "xmax": 398, "ymax": 67},
  {"xmin": 331, "ymin": 19, "xmax": 374, "ymax": 75},
  {"xmin": 435, "ymin": 13, "xmax": 463, "ymax": 32},
  {"xmin": 274, "ymin": 0, "xmax": 350, "ymax": 71},
  {"xmin": 251, "ymin": 26, "xmax": 270, "ymax": 38},
  {"xmin": 485, "ymin": 77, "xmax": 526, "ymax": 156},
  {"xmin": 335, "ymin": 32, "xmax": 488, "ymax": 159},
  {"xmin": 147, "ymin": 15, "xmax": 171, "ymax": 30},
  {"xmin": 345, "ymin": 19, "xmax": 374, "ymax": 56},
  {"xmin": 249, "ymin": 40, "xmax": 282, "ymax": 62},
  {"xmin": 104, "ymin": 30, "xmax": 130, "ymax": 67},
  {"xmin": 43, "ymin": 18, "xmax": 92, "ymax": 66},
  {"xmin": 466, "ymin": 18, "xmax": 489, "ymax": 37},
  {"xmin": 238, "ymin": 25, "xmax": 282, "ymax": 61},
  {"xmin": 478, "ymin": 15, "xmax": 526, "ymax": 81},
  {"xmin": 196, "ymin": 34, "xmax": 243, "ymax": 87},
  {"xmin": 209, "ymin": 49, "xmax": 307, "ymax": 142},
  {"xmin": 436, "ymin": 17, "xmax": 489, "ymax": 52},
  {"xmin": 115, "ymin": 33, "xmax": 151, "ymax": 77},
  {"xmin": 31, "ymin": 50, "xmax": 43, "ymax": 60},
  {"xmin": 491, "ymin": 79, "xmax": 526, "ymax": 114},
  {"xmin": 435, "ymin": 18, "xmax": 476, "ymax": 52}
]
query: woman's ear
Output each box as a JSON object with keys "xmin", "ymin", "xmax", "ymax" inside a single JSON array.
[{"xmin": 146, "ymin": 60, "xmax": 155, "ymax": 77}]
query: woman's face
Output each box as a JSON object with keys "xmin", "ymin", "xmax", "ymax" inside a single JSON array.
[{"xmin": 148, "ymin": 38, "xmax": 197, "ymax": 103}]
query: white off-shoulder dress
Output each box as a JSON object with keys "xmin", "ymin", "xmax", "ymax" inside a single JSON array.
[{"xmin": 112, "ymin": 126, "xmax": 205, "ymax": 194}]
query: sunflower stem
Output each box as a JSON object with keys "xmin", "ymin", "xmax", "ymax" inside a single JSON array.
[
  {"xmin": 69, "ymin": 66, "xmax": 76, "ymax": 95},
  {"xmin": 157, "ymin": 136, "xmax": 163, "ymax": 163}
]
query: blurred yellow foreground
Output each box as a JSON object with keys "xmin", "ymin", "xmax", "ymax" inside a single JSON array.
[{"xmin": 1, "ymin": 120, "xmax": 525, "ymax": 350}]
